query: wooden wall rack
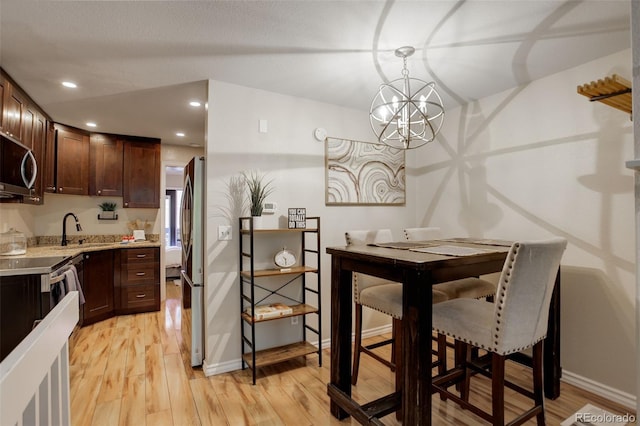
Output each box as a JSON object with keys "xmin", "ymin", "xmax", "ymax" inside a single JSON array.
[{"xmin": 577, "ymin": 74, "xmax": 632, "ymax": 115}]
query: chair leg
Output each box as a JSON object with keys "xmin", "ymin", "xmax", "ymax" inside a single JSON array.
[
  {"xmin": 437, "ymin": 333, "xmax": 447, "ymax": 375},
  {"xmin": 491, "ymin": 353, "xmax": 505, "ymax": 426},
  {"xmin": 455, "ymin": 340, "xmax": 469, "ymax": 397},
  {"xmin": 352, "ymin": 304, "xmax": 363, "ymax": 385},
  {"xmin": 532, "ymin": 341, "xmax": 546, "ymax": 426},
  {"xmin": 390, "ymin": 318, "xmax": 396, "ymax": 366}
]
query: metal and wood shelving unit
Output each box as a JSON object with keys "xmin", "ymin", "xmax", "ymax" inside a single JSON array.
[{"xmin": 238, "ymin": 216, "xmax": 322, "ymax": 384}]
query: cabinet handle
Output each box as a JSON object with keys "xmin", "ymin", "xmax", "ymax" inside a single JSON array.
[
  {"xmin": 136, "ymin": 254, "xmax": 146, "ymax": 258},
  {"xmin": 97, "ymin": 190, "xmax": 102, "ymax": 195},
  {"xmin": 58, "ymin": 187, "xmax": 63, "ymax": 192},
  {"xmin": 136, "ymin": 272, "xmax": 146, "ymax": 276},
  {"xmin": 124, "ymin": 202, "xmax": 129, "ymax": 207},
  {"xmin": 135, "ymin": 294, "xmax": 146, "ymax": 298}
]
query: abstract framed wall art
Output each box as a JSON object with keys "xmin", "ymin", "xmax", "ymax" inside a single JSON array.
[{"xmin": 325, "ymin": 138, "xmax": 405, "ymax": 205}]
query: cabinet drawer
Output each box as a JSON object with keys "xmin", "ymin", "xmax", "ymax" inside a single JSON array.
[
  {"xmin": 123, "ymin": 248, "xmax": 158, "ymax": 264},
  {"xmin": 123, "ymin": 284, "xmax": 157, "ymax": 309},
  {"xmin": 124, "ymin": 264, "xmax": 157, "ymax": 284}
]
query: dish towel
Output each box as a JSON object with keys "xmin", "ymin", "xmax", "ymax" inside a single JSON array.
[{"xmin": 64, "ymin": 265, "xmax": 86, "ymax": 305}]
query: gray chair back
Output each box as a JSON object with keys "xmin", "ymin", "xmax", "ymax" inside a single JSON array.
[
  {"xmin": 345, "ymin": 229, "xmax": 394, "ymax": 303},
  {"xmin": 492, "ymin": 238, "xmax": 567, "ymax": 355}
]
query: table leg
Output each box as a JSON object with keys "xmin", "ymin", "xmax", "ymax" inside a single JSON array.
[
  {"xmin": 329, "ymin": 256, "xmax": 352, "ymax": 419},
  {"xmin": 402, "ymin": 270, "xmax": 432, "ymax": 425}
]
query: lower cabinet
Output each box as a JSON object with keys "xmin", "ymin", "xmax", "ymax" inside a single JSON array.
[
  {"xmin": 79, "ymin": 246, "xmax": 160, "ymax": 326},
  {"xmin": 116, "ymin": 247, "xmax": 160, "ymax": 315},
  {"xmin": 82, "ymin": 250, "xmax": 115, "ymax": 325}
]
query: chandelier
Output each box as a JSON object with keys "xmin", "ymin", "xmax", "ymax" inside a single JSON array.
[{"xmin": 369, "ymin": 46, "xmax": 444, "ymax": 150}]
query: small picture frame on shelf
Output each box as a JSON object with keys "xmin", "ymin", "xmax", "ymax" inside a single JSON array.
[{"xmin": 288, "ymin": 208, "xmax": 306, "ymax": 229}]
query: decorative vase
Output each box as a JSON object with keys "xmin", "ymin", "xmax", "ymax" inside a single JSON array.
[{"xmin": 252, "ymin": 215, "xmax": 263, "ymax": 229}]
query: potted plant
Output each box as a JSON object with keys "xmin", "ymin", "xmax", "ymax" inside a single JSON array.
[
  {"xmin": 242, "ymin": 170, "xmax": 274, "ymax": 228},
  {"xmin": 98, "ymin": 201, "xmax": 118, "ymax": 219}
]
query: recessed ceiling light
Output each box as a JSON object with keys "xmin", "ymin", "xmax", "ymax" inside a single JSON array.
[
  {"xmin": 189, "ymin": 101, "xmax": 201, "ymax": 107},
  {"xmin": 86, "ymin": 122, "xmax": 97, "ymax": 127},
  {"xmin": 176, "ymin": 132, "xmax": 185, "ymax": 137},
  {"xmin": 62, "ymin": 81, "xmax": 77, "ymax": 88}
]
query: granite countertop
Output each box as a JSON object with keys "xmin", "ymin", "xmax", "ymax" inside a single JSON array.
[{"xmin": 1, "ymin": 240, "xmax": 161, "ymax": 260}]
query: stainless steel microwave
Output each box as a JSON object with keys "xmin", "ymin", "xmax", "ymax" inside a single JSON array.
[{"xmin": 0, "ymin": 135, "xmax": 37, "ymax": 198}]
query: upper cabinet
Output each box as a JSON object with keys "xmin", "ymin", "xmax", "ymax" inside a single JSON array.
[
  {"xmin": 1, "ymin": 69, "xmax": 50, "ymax": 204},
  {"xmin": 1, "ymin": 78, "xmax": 26, "ymax": 143},
  {"xmin": 53, "ymin": 124, "xmax": 90, "ymax": 195},
  {"xmin": 49, "ymin": 127, "xmax": 161, "ymax": 207},
  {"xmin": 0, "ymin": 75, "xmax": 5, "ymax": 131},
  {"xmin": 90, "ymin": 133, "xmax": 123, "ymax": 197},
  {"xmin": 123, "ymin": 139, "xmax": 161, "ymax": 208}
]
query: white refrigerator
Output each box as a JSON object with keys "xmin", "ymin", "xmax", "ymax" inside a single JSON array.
[{"xmin": 180, "ymin": 156, "xmax": 204, "ymax": 367}]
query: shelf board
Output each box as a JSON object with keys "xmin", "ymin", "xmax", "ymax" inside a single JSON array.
[
  {"xmin": 240, "ymin": 266, "xmax": 318, "ymax": 278},
  {"xmin": 242, "ymin": 303, "xmax": 318, "ymax": 324},
  {"xmin": 240, "ymin": 228, "xmax": 318, "ymax": 234},
  {"xmin": 242, "ymin": 341, "xmax": 318, "ymax": 368}
]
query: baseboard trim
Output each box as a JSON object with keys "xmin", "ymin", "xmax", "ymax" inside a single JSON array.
[
  {"xmin": 202, "ymin": 357, "xmax": 243, "ymax": 377},
  {"xmin": 561, "ymin": 369, "xmax": 637, "ymax": 410}
]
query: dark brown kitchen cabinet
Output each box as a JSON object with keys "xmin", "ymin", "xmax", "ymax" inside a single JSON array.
[
  {"xmin": 116, "ymin": 247, "xmax": 160, "ymax": 314},
  {"xmin": 82, "ymin": 250, "xmax": 115, "ymax": 325},
  {"xmin": 0, "ymin": 274, "xmax": 42, "ymax": 362},
  {"xmin": 43, "ymin": 121, "xmax": 56, "ymax": 193},
  {"xmin": 123, "ymin": 139, "xmax": 161, "ymax": 208},
  {"xmin": 1, "ymin": 77, "xmax": 25, "ymax": 142},
  {"xmin": 54, "ymin": 124, "xmax": 89, "ymax": 195},
  {"xmin": 0, "ymin": 74, "xmax": 5, "ymax": 132},
  {"xmin": 90, "ymin": 133, "xmax": 123, "ymax": 197},
  {"xmin": 22, "ymin": 111, "xmax": 47, "ymax": 204}
]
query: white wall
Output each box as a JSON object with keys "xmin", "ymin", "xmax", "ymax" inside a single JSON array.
[
  {"xmin": 415, "ymin": 49, "xmax": 636, "ymax": 406},
  {"xmin": 203, "ymin": 80, "xmax": 416, "ymax": 373}
]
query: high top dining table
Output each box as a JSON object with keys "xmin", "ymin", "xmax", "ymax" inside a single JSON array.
[{"xmin": 326, "ymin": 239, "xmax": 561, "ymax": 425}]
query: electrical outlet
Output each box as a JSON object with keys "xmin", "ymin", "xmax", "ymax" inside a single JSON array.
[
  {"xmin": 217, "ymin": 225, "xmax": 232, "ymax": 241},
  {"xmin": 291, "ymin": 316, "xmax": 299, "ymax": 325}
]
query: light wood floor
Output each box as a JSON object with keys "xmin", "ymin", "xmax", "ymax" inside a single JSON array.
[{"xmin": 69, "ymin": 281, "xmax": 633, "ymax": 425}]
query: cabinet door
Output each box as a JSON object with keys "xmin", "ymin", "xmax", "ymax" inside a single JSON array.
[
  {"xmin": 123, "ymin": 140, "xmax": 160, "ymax": 208},
  {"xmin": 22, "ymin": 112, "xmax": 46, "ymax": 204},
  {"xmin": 82, "ymin": 250, "xmax": 114, "ymax": 325},
  {"xmin": 90, "ymin": 133, "xmax": 123, "ymax": 196},
  {"xmin": 21, "ymin": 104, "xmax": 36, "ymax": 150},
  {"xmin": 3, "ymin": 81, "xmax": 25, "ymax": 142},
  {"xmin": 0, "ymin": 275, "xmax": 41, "ymax": 362},
  {"xmin": 55, "ymin": 125, "xmax": 89, "ymax": 195},
  {"xmin": 43, "ymin": 121, "xmax": 56, "ymax": 193},
  {"xmin": 0, "ymin": 74, "xmax": 5, "ymax": 132}
]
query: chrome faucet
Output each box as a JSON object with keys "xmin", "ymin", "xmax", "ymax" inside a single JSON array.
[{"xmin": 61, "ymin": 212, "xmax": 82, "ymax": 246}]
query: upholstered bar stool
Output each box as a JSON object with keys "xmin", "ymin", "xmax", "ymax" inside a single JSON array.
[
  {"xmin": 345, "ymin": 229, "xmax": 449, "ymax": 385},
  {"xmin": 431, "ymin": 238, "xmax": 567, "ymax": 426},
  {"xmin": 403, "ymin": 227, "xmax": 497, "ymax": 300}
]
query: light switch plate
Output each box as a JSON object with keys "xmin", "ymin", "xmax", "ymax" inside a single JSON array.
[{"xmin": 218, "ymin": 225, "xmax": 232, "ymax": 241}]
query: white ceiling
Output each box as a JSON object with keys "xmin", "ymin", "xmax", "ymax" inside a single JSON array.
[{"xmin": 0, "ymin": 1, "xmax": 631, "ymax": 148}]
